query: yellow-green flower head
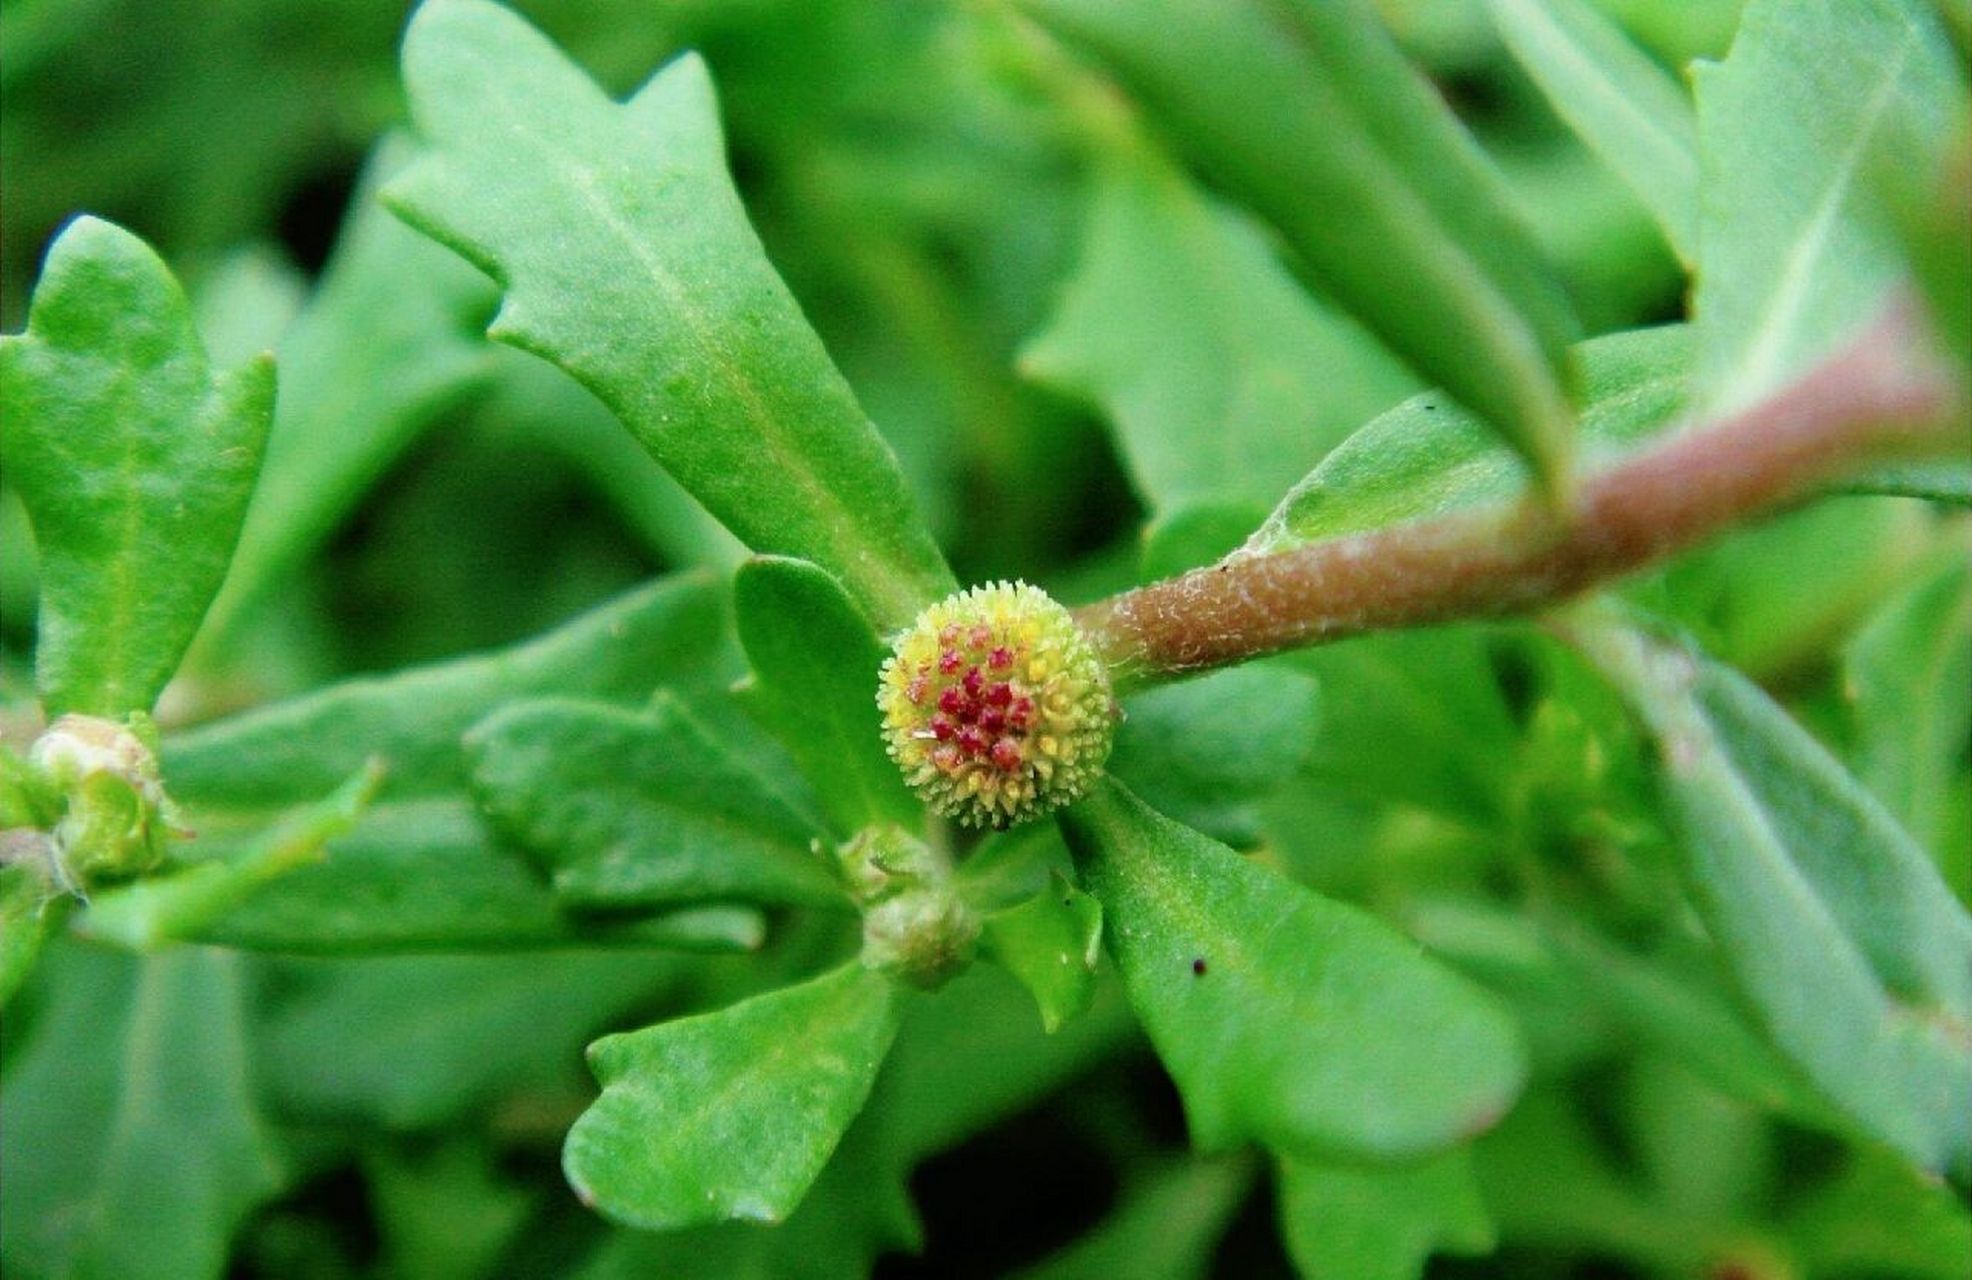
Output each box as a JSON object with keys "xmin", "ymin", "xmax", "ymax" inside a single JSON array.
[{"xmin": 878, "ymin": 581, "xmax": 1114, "ymax": 828}]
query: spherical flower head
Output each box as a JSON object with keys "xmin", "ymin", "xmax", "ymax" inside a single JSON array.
[{"xmin": 878, "ymin": 581, "xmax": 1114, "ymax": 828}]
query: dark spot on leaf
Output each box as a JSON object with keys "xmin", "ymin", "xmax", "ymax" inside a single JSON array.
[{"xmin": 1191, "ymin": 958, "xmax": 1207, "ymax": 976}]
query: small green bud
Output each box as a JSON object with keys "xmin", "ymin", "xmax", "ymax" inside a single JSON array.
[
  {"xmin": 836, "ymin": 824, "xmax": 940, "ymax": 903},
  {"xmin": 837, "ymin": 825, "xmax": 978, "ymax": 989},
  {"xmin": 877, "ymin": 582, "xmax": 1114, "ymax": 829},
  {"xmin": 28, "ymin": 714, "xmax": 182, "ymax": 888},
  {"xmin": 860, "ymin": 888, "xmax": 980, "ymax": 990}
]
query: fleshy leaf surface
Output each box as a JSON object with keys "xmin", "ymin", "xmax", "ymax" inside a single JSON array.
[
  {"xmin": 386, "ymin": 0, "xmax": 953, "ymax": 629},
  {"xmin": 0, "ymin": 216, "xmax": 274, "ymax": 716},
  {"xmin": 178, "ymin": 798, "xmax": 762, "ymax": 954},
  {"xmin": 980, "ymin": 870, "xmax": 1103, "ymax": 1034},
  {"xmin": 163, "ymin": 572, "xmax": 730, "ymax": 812},
  {"xmin": 565, "ymin": 962, "xmax": 900, "ymax": 1230},
  {"xmin": 1276, "ymin": 1150, "xmax": 1495, "ymax": 1280},
  {"xmin": 466, "ymin": 695, "xmax": 842, "ymax": 909},
  {"xmin": 1058, "ymin": 780, "xmax": 1526, "ymax": 1162}
]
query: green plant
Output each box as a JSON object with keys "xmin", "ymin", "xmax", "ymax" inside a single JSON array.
[{"xmin": 2, "ymin": 0, "xmax": 1969, "ymax": 1276}]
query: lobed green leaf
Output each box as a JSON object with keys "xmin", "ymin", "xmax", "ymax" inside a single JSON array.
[
  {"xmin": 1018, "ymin": 0, "xmax": 1582, "ymax": 489},
  {"xmin": 466, "ymin": 695, "xmax": 843, "ymax": 910},
  {"xmin": 163, "ymin": 572, "xmax": 731, "ymax": 812},
  {"xmin": 574, "ymin": 1105, "xmax": 921, "ymax": 1280},
  {"xmin": 565, "ymin": 961, "xmax": 899, "ymax": 1230},
  {"xmin": 1276, "ymin": 1150, "xmax": 1495, "ymax": 1280},
  {"xmin": 979, "ymin": 870, "xmax": 1103, "ymax": 1034},
  {"xmin": 386, "ymin": 0, "xmax": 954, "ymax": 629},
  {"xmin": 0, "ymin": 216, "xmax": 273, "ymax": 717},
  {"xmin": 1058, "ymin": 779, "xmax": 1527, "ymax": 1163},
  {"xmin": 1020, "ymin": 147, "xmax": 1417, "ymax": 513},
  {"xmin": 577, "ymin": 966, "xmax": 1138, "ymax": 1280}
]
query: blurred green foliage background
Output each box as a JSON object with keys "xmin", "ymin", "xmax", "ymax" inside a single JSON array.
[{"xmin": 5, "ymin": 1, "xmax": 1969, "ymax": 1277}]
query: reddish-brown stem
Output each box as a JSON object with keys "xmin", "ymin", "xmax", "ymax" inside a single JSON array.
[{"xmin": 1074, "ymin": 306, "xmax": 1968, "ymax": 690}]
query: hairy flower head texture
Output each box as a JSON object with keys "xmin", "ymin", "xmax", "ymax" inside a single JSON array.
[{"xmin": 878, "ymin": 581, "xmax": 1114, "ymax": 828}]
